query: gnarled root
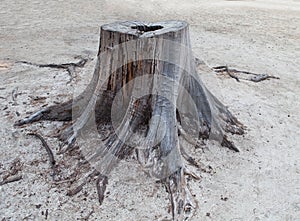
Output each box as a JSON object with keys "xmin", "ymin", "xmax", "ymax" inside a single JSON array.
[{"xmin": 163, "ymin": 168, "xmax": 197, "ymax": 221}]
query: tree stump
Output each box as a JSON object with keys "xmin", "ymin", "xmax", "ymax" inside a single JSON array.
[{"xmin": 15, "ymin": 21, "xmax": 244, "ymax": 220}]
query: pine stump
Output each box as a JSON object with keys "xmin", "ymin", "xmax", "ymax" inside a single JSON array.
[{"xmin": 15, "ymin": 21, "xmax": 244, "ymax": 220}]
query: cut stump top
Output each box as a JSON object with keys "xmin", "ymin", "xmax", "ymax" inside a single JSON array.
[{"xmin": 101, "ymin": 20, "xmax": 188, "ymax": 38}]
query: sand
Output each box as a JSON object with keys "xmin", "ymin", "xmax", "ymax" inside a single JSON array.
[{"xmin": 0, "ymin": 0, "xmax": 300, "ymax": 220}]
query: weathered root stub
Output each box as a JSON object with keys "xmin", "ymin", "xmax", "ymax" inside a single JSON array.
[{"xmin": 15, "ymin": 20, "xmax": 245, "ymax": 220}]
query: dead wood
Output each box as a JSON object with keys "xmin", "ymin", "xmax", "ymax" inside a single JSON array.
[
  {"xmin": 67, "ymin": 170, "xmax": 100, "ymax": 196},
  {"xmin": 15, "ymin": 21, "xmax": 245, "ymax": 220},
  {"xmin": 27, "ymin": 132, "xmax": 57, "ymax": 178},
  {"xmin": 16, "ymin": 57, "xmax": 89, "ymax": 84},
  {"xmin": 96, "ymin": 174, "xmax": 108, "ymax": 205},
  {"xmin": 17, "ymin": 58, "xmax": 88, "ymax": 69},
  {"xmin": 213, "ymin": 65, "xmax": 280, "ymax": 82},
  {"xmin": 0, "ymin": 174, "xmax": 22, "ymax": 186}
]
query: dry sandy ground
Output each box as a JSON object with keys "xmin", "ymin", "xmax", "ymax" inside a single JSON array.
[{"xmin": 1, "ymin": 0, "xmax": 300, "ymax": 220}]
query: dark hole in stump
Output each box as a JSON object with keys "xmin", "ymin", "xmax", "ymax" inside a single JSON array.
[{"xmin": 131, "ymin": 25, "xmax": 163, "ymax": 32}]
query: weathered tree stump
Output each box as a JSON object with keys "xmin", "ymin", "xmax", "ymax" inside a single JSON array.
[{"xmin": 15, "ymin": 21, "xmax": 244, "ymax": 220}]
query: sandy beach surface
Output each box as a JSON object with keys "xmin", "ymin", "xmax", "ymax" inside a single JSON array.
[{"xmin": 1, "ymin": 0, "xmax": 300, "ymax": 220}]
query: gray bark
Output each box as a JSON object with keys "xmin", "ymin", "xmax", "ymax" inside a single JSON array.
[{"xmin": 15, "ymin": 20, "xmax": 244, "ymax": 220}]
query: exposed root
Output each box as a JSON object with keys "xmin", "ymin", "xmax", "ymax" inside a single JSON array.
[
  {"xmin": 58, "ymin": 125, "xmax": 77, "ymax": 154},
  {"xmin": 27, "ymin": 132, "xmax": 57, "ymax": 179},
  {"xmin": 96, "ymin": 174, "xmax": 108, "ymax": 205},
  {"xmin": 14, "ymin": 109, "xmax": 47, "ymax": 126},
  {"xmin": 14, "ymin": 56, "xmax": 101, "ymax": 127},
  {"xmin": 213, "ymin": 65, "xmax": 279, "ymax": 82},
  {"xmin": 214, "ymin": 65, "xmax": 240, "ymax": 82},
  {"xmin": 183, "ymin": 167, "xmax": 201, "ymax": 181},
  {"xmin": 221, "ymin": 135, "xmax": 239, "ymax": 152},
  {"xmin": 0, "ymin": 175, "xmax": 22, "ymax": 186},
  {"xmin": 16, "ymin": 57, "xmax": 89, "ymax": 84},
  {"xmin": 163, "ymin": 168, "xmax": 197, "ymax": 221},
  {"xmin": 12, "ymin": 25, "xmax": 248, "ymax": 221},
  {"xmin": 17, "ymin": 58, "xmax": 88, "ymax": 69},
  {"xmin": 14, "ymin": 98, "xmax": 75, "ymax": 126},
  {"xmin": 67, "ymin": 169, "xmax": 100, "ymax": 196},
  {"xmin": 225, "ymin": 123, "xmax": 244, "ymax": 135}
]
